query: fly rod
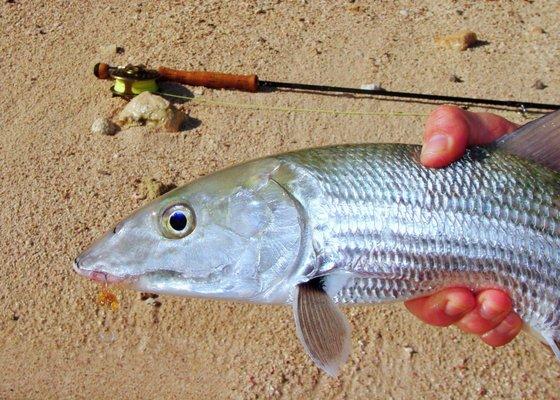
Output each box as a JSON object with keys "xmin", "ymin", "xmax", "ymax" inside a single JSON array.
[{"xmin": 94, "ymin": 63, "xmax": 560, "ymax": 111}]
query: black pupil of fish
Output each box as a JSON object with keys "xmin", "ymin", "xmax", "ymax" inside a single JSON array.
[{"xmin": 169, "ymin": 211, "xmax": 187, "ymax": 231}]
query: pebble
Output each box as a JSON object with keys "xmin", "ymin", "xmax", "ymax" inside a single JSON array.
[
  {"xmin": 99, "ymin": 44, "xmax": 118, "ymax": 56},
  {"xmin": 532, "ymin": 79, "xmax": 547, "ymax": 90},
  {"xmin": 145, "ymin": 298, "xmax": 162, "ymax": 307},
  {"xmin": 528, "ymin": 26, "xmax": 545, "ymax": 36},
  {"xmin": 399, "ymin": 9, "xmax": 410, "ymax": 17},
  {"xmin": 434, "ymin": 30, "xmax": 478, "ymax": 51},
  {"xmin": 192, "ymin": 87, "xmax": 205, "ymax": 96},
  {"xmin": 140, "ymin": 292, "xmax": 159, "ymax": 301},
  {"xmin": 449, "ymin": 74, "xmax": 463, "ymax": 83},
  {"xmin": 403, "ymin": 345, "xmax": 417, "ymax": 358},
  {"xmin": 116, "ymin": 91, "xmax": 187, "ymax": 132},
  {"xmin": 90, "ymin": 117, "xmax": 119, "ymax": 135},
  {"xmin": 138, "ymin": 177, "xmax": 175, "ymax": 200}
]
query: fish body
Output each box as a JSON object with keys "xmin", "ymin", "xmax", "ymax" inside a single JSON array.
[
  {"xmin": 74, "ymin": 110, "xmax": 560, "ymax": 375},
  {"xmin": 277, "ymin": 144, "xmax": 560, "ymax": 323}
]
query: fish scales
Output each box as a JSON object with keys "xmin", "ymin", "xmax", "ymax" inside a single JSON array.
[
  {"xmin": 74, "ymin": 111, "xmax": 560, "ymax": 373},
  {"xmin": 277, "ymin": 144, "xmax": 560, "ymax": 333}
]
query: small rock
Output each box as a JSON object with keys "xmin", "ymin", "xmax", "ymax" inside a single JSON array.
[
  {"xmin": 528, "ymin": 26, "xmax": 545, "ymax": 35},
  {"xmin": 399, "ymin": 9, "xmax": 409, "ymax": 17},
  {"xmin": 449, "ymin": 74, "xmax": 463, "ymax": 83},
  {"xmin": 140, "ymin": 292, "xmax": 159, "ymax": 301},
  {"xmin": 532, "ymin": 79, "xmax": 547, "ymax": 90},
  {"xmin": 116, "ymin": 92, "xmax": 187, "ymax": 132},
  {"xmin": 146, "ymin": 298, "xmax": 162, "ymax": 307},
  {"xmin": 403, "ymin": 345, "xmax": 417, "ymax": 358},
  {"xmin": 434, "ymin": 30, "xmax": 478, "ymax": 51},
  {"xmin": 11, "ymin": 311, "xmax": 19, "ymax": 321},
  {"xmin": 146, "ymin": 298, "xmax": 161, "ymax": 308},
  {"xmin": 90, "ymin": 117, "xmax": 119, "ymax": 135},
  {"xmin": 192, "ymin": 87, "xmax": 205, "ymax": 96},
  {"xmin": 360, "ymin": 82, "xmax": 384, "ymax": 91},
  {"xmin": 99, "ymin": 44, "xmax": 118, "ymax": 56},
  {"xmin": 138, "ymin": 177, "xmax": 175, "ymax": 200}
]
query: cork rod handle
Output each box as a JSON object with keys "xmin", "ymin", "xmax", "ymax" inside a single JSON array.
[{"xmin": 157, "ymin": 67, "xmax": 259, "ymax": 92}]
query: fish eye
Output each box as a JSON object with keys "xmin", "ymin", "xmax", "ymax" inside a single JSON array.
[
  {"xmin": 169, "ymin": 211, "xmax": 187, "ymax": 231},
  {"xmin": 161, "ymin": 204, "xmax": 195, "ymax": 239}
]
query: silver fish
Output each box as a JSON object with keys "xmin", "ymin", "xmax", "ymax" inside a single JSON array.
[{"xmin": 74, "ymin": 110, "xmax": 560, "ymax": 375}]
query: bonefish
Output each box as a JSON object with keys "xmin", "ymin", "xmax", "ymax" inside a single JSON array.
[{"xmin": 74, "ymin": 110, "xmax": 560, "ymax": 375}]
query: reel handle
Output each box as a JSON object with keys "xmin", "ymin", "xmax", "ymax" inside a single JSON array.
[
  {"xmin": 93, "ymin": 63, "xmax": 113, "ymax": 80},
  {"xmin": 157, "ymin": 67, "xmax": 259, "ymax": 92}
]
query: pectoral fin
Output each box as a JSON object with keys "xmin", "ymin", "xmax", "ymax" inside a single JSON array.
[{"xmin": 293, "ymin": 278, "xmax": 351, "ymax": 376}]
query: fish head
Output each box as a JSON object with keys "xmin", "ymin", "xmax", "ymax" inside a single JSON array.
[{"xmin": 74, "ymin": 159, "xmax": 305, "ymax": 303}]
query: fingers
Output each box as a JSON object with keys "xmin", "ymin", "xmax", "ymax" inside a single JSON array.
[
  {"xmin": 420, "ymin": 105, "xmax": 520, "ymax": 168},
  {"xmin": 480, "ymin": 312, "xmax": 524, "ymax": 347},
  {"xmin": 405, "ymin": 288, "xmax": 522, "ymax": 347},
  {"xmin": 405, "ymin": 287, "xmax": 476, "ymax": 327},
  {"xmin": 455, "ymin": 289, "xmax": 512, "ymax": 335}
]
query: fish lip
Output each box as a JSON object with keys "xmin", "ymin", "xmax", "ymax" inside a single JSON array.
[{"xmin": 73, "ymin": 258, "xmax": 126, "ymax": 284}]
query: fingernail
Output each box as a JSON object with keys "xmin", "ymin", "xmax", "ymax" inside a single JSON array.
[
  {"xmin": 444, "ymin": 298, "xmax": 468, "ymax": 318},
  {"xmin": 422, "ymin": 134, "xmax": 450, "ymax": 155},
  {"xmin": 480, "ymin": 299, "xmax": 505, "ymax": 321}
]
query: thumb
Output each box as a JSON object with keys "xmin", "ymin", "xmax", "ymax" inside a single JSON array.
[{"xmin": 420, "ymin": 105, "xmax": 519, "ymax": 168}]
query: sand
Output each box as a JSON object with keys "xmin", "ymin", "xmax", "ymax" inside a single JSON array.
[{"xmin": 1, "ymin": 1, "xmax": 559, "ymax": 399}]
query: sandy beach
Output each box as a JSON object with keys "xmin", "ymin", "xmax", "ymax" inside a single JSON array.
[{"xmin": 1, "ymin": 1, "xmax": 559, "ymax": 398}]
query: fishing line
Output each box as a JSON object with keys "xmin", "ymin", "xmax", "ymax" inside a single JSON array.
[
  {"xmin": 159, "ymin": 91, "xmax": 429, "ymax": 117},
  {"xmin": 160, "ymin": 91, "xmax": 544, "ymax": 118}
]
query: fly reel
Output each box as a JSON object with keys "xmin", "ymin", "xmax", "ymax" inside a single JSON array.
[{"xmin": 93, "ymin": 63, "xmax": 160, "ymax": 98}]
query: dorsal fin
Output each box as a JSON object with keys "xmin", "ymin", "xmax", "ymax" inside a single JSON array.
[{"xmin": 496, "ymin": 109, "xmax": 560, "ymax": 172}]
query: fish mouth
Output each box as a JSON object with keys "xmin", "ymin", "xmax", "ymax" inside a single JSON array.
[{"xmin": 73, "ymin": 258, "xmax": 127, "ymax": 284}]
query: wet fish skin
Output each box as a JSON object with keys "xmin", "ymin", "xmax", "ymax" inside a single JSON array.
[
  {"xmin": 74, "ymin": 111, "xmax": 560, "ymax": 373},
  {"xmin": 275, "ymin": 144, "xmax": 560, "ymax": 342}
]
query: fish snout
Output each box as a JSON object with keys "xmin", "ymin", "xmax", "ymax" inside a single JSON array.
[
  {"xmin": 73, "ymin": 257, "xmax": 124, "ymax": 284},
  {"xmin": 73, "ymin": 257, "xmax": 83, "ymax": 275}
]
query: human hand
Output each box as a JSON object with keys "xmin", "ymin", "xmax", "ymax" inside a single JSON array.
[{"xmin": 405, "ymin": 105, "xmax": 523, "ymax": 347}]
